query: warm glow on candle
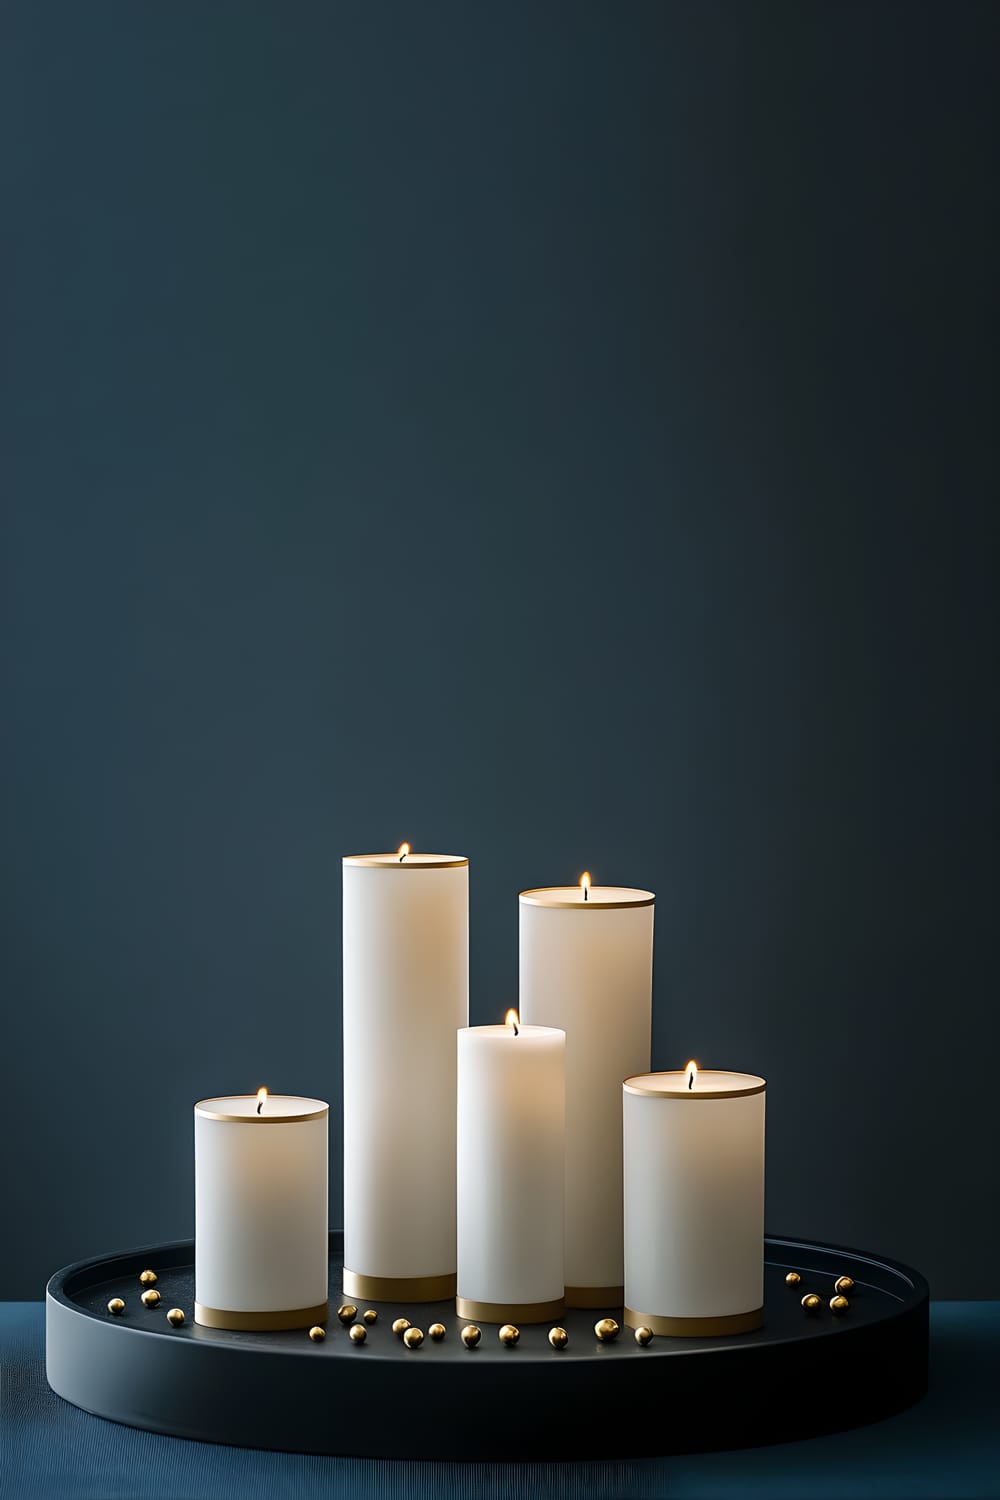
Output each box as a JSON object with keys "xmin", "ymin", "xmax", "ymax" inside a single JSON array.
[
  {"xmin": 685, "ymin": 1060, "xmax": 698, "ymax": 1091},
  {"xmin": 505, "ymin": 1008, "xmax": 520, "ymax": 1036},
  {"xmin": 256, "ymin": 1087, "xmax": 268, "ymax": 1115},
  {"xmin": 397, "ymin": 843, "xmax": 410, "ymax": 862},
  {"xmin": 580, "ymin": 871, "xmax": 591, "ymax": 902}
]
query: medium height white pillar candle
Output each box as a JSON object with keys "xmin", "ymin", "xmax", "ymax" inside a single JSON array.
[
  {"xmin": 342, "ymin": 849, "xmax": 468, "ymax": 1302},
  {"xmin": 457, "ymin": 1013, "xmax": 566, "ymax": 1323},
  {"xmin": 623, "ymin": 1066, "xmax": 766, "ymax": 1336},
  {"xmin": 194, "ymin": 1091, "xmax": 329, "ymax": 1330},
  {"xmin": 519, "ymin": 877, "xmax": 654, "ymax": 1305}
]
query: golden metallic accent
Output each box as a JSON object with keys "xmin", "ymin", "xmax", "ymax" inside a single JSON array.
[
  {"xmin": 785, "ymin": 1271, "xmax": 802, "ymax": 1286},
  {"xmin": 548, "ymin": 1326, "xmax": 568, "ymax": 1349},
  {"xmin": 337, "ymin": 1304, "xmax": 358, "ymax": 1326},
  {"xmin": 834, "ymin": 1276, "xmax": 855, "ymax": 1294},
  {"xmin": 519, "ymin": 888, "xmax": 655, "ymax": 910},
  {"xmin": 498, "ymin": 1324, "xmax": 520, "ymax": 1347},
  {"xmin": 349, "ymin": 1323, "xmax": 367, "ymax": 1343},
  {"xmin": 107, "ymin": 1298, "xmax": 125, "ymax": 1316},
  {"xmin": 403, "ymin": 1326, "xmax": 424, "ymax": 1349},
  {"xmin": 634, "ymin": 1326, "xmax": 653, "ymax": 1346},
  {"xmin": 308, "ymin": 1325, "xmax": 326, "ymax": 1342},
  {"xmin": 194, "ymin": 1097, "xmax": 329, "ymax": 1125},
  {"xmin": 194, "ymin": 1300, "xmax": 329, "ymax": 1331},
  {"xmin": 362, "ymin": 1308, "xmax": 378, "ymax": 1324},
  {"xmin": 166, "ymin": 1308, "xmax": 185, "ymax": 1327},
  {"xmin": 343, "ymin": 855, "xmax": 468, "ymax": 869},
  {"xmin": 594, "ymin": 1317, "xmax": 620, "ymax": 1342},
  {"xmin": 392, "ymin": 1318, "xmax": 411, "ymax": 1337},
  {"xmin": 139, "ymin": 1270, "xmax": 157, "ymax": 1286},
  {"xmin": 460, "ymin": 1324, "xmax": 482, "ymax": 1348},
  {"xmin": 343, "ymin": 1269, "xmax": 457, "ymax": 1302},
  {"xmin": 565, "ymin": 1284, "xmax": 624, "ymax": 1309},
  {"xmin": 141, "ymin": 1289, "xmax": 161, "ymax": 1308},
  {"xmin": 623, "ymin": 1073, "xmax": 766, "ymax": 1100},
  {"xmin": 830, "ymin": 1295, "xmax": 850, "ymax": 1313},
  {"xmin": 455, "ymin": 1294, "xmax": 565, "ymax": 1325},
  {"xmin": 801, "ymin": 1294, "xmax": 822, "ymax": 1312},
  {"xmin": 428, "ymin": 1323, "xmax": 446, "ymax": 1341},
  {"xmin": 624, "ymin": 1305, "xmax": 764, "ymax": 1336}
]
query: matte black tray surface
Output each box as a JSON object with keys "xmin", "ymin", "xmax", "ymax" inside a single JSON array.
[{"xmin": 46, "ymin": 1232, "xmax": 928, "ymax": 1460}]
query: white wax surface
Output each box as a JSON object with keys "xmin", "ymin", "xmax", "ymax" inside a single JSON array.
[
  {"xmin": 519, "ymin": 890, "xmax": 653, "ymax": 1290},
  {"xmin": 343, "ymin": 855, "xmax": 468, "ymax": 1280},
  {"xmin": 457, "ymin": 1024, "xmax": 565, "ymax": 1308},
  {"xmin": 520, "ymin": 886, "xmax": 655, "ymax": 907},
  {"xmin": 194, "ymin": 1096, "xmax": 328, "ymax": 1315}
]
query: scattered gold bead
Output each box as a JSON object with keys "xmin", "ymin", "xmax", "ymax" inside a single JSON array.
[
  {"xmin": 363, "ymin": 1309, "xmax": 378, "ymax": 1324},
  {"xmin": 107, "ymin": 1298, "xmax": 125, "ymax": 1316},
  {"xmin": 349, "ymin": 1323, "xmax": 367, "ymax": 1343},
  {"xmin": 461, "ymin": 1324, "xmax": 482, "ymax": 1348},
  {"xmin": 801, "ymin": 1293, "xmax": 822, "ymax": 1312},
  {"xmin": 594, "ymin": 1317, "xmax": 620, "ymax": 1342},
  {"xmin": 830, "ymin": 1295, "xmax": 850, "ymax": 1313},
  {"xmin": 834, "ymin": 1277, "xmax": 855, "ymax": 1295},
  {"xmin": 428, "ymin": 1322, "xmax": 446, "ymax": 1341},
  {"xmin": 337, "ymin": 1304, "xmax": 358, "ymax": 1326},
  {"xmin": 784, "ymin": 1271, "xmax": 801, "ymax": 1286},
  {"xmin": 633, "ymin": 1326, "xmax": 653, "ymax": 1346},
  {"xmin": 548, "ymin": 1326, "xmax": 568, "ymax": 1349},
  {"xmin": 166, "ymin": 1308, "xmax": 185, "ymax": 1328},
  {"xmin": 403, "ymin": 1326, "xmax": 424, "ymax": 1349},
  {"xmin": 141, "ymin": 1289, "xmax": 161, "ymax": 1308},
  {"xmin": 392, "ymin": 1317, "xmax": 411, "ymax": 1338},
  {"xmin": 308, "ymin": 1325, "xmax": 326, "ymax": 1342},
  {"xmin": 139, "ymin": 1270, "xmax": 157, "ymax": 1287},
  {"xmin": 498, "ymin": 1324, "xmax": 520, "ymax": 1347}
]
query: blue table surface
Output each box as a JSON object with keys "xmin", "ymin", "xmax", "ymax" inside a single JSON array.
[{"xmin": 2, "ymin": 1302, "xmax": 998, "ymax": 1499}]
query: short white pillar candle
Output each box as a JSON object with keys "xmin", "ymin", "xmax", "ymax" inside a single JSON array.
[
  {"xmin": 456, "ymin": 1012, "xmax": 566, "ymax": 1324},
  {"xmin": 194, "ymin": 1091, "xmax": 329, "ymax": 1330},
  {"xmin": 623, "ymin": 1065, "xmax": 765, "ymax": 1336}
]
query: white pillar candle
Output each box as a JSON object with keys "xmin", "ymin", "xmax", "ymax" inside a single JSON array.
[
  {"xmin": 456, "ymin": 1012, "xmax": 566, "ymax": 1323},
  {"xmin": 194, "ymin": 1091, "xmax": 329, "ymax": 1330},
  {"xmin": 623, "ymin": 1065, "xmax": 766, "ymax": 1336},
  {"xmin": 519, "ymin": 876, "xmax": 654, "ymax": 1305},
  {"xmin": 342, "ymin": 848, "xmax": 468, "ymax": 1302}
]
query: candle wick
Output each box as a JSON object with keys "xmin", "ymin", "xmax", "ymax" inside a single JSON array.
[
  {"xmin": 584, "ymin": 886, "xmax": 588, "ymax": 901},
  {"xmin": 512, "ymin": 1019, "xmax": 519, "ymax": 1035},
  {"xmin": 257, "ymin": 1098, "xmax": 264, "ymax": 1114},
  {"xmin": 688, "ymin": 1071, "xmax": 694, "ymax": 1090},
  {"xmin": 399, "ymin": 851, "xmax": 406, "ymax": 862}
]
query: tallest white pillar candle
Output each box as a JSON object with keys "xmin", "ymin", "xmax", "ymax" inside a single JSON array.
[{"xmin": 342, "ymin": 849, "xmax": 468, "ymax": 1301}]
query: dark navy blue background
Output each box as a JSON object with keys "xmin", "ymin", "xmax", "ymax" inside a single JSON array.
[{"xmin": 2, "ymin": 2, "xmax": 996, "ymax": 1297}]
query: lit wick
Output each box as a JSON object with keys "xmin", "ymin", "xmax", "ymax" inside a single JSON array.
[
  {"xmin": 685, "ymin": 1060, "xmax": 698, "ymax": 1092},
  {"xmin": 580, "ymin": 871, "xmax": 591, "ymax": 903},
  {"xmin": 398, "ymin": 842, "xmax": 410, "ymax": 863},
  {"xmin": 256, "ymin": 1087, "xmax": 268, "ymax": 1115},
  {"xmin": 505, "ymin": 1008, "xmax": 520, "ymax": 1037}
]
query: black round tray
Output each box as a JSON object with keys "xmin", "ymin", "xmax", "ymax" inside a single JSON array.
[{"xmin": 46, "ymin": 1231, "xmax": 928, "ymax": 1460}]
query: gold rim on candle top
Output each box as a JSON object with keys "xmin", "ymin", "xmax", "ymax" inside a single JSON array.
[
  {"xmin": 624, "ymin": 1305, "xmax": 764, "ymax": 1337},
  {"xmin": 343, "ymin": 854, "xmax": 468, "ymax": 869},
  {"xmin": 623, "ymin": 1072, "xmax": 766, "ymax": 1100},
  {"xmin": 194, "ymin": 1300, "xmax": 329, "ymax": 1331},
  {"xmin": 194, "ymin": 1098, "xmax": 329, "ymax": 1124},
  {"xmin": 565, "ymin": 1284, "xmax": 625, "ymax": 1309},
  {"xmin": 455, "ymin": 1295, "xmax": 566, "ymax": 1324},
  {"xmin": 519, "ymin": 888, "xmax": 654, "ymax": 909},
  {"xmin": 342, "ymin": 1269, "xmax": 457, "ymax": 1302}
]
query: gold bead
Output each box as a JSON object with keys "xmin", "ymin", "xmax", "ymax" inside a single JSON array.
[
  {"xmin": 362, "ymin": 1308, "xmax": 378, "ymax": 1324},
  {"xmin": 834, "ymin": 1276, "xmax": 855, "ymax": 1295},
  {"xmin": 166, "ymin": 1308, "xmax": 185, "ymax": 1328},
  {"xmin": 391, "ymin": 1317, "xmax": 411, "ymax": 1338},
  {"xmin": 107, "ymin": 1298, "xmax": 125, "ymax": 1316},
  {"xmin": 428, "ymin": 1322, "xmax": 446, "ymax": 1341},
  {"xmin": 460, "ymin": 1324, "xmax": 481, "ymax": 1348},
  {"xmin": 784, "ymin": 1271, "xmax": 801, "ymax": 1286},
  {"xmin": 801, "ymin": 1293, "xmax": 822, "ymax": 1312},
  {"xmin": 139, "ymin": 1270, "xmax": 157, "ymax": 1286},
  {"xmin": 633, "ymin": 1326, "xmax": 653, "ymax": 1346},
  {"xmin": 337, "ymin": 1303, "xmax": 358, "ymax": 1326},
  {"xmin": 403, "ymin": 1326, "xmax": 424, "ymax": 1349},
  {"xmin": 308, "ymin": 1325, "xmax": 326, "ymax": 1342},
  {"xmin": 141, "ymin": 1289, "xmax": 161, "ymax": 1308},
  {"xmin": 349, "ymin": 1323, "xmax": 367, "ymax": 1343},
  {"xmin": 498, "ymin": 1324, "xmax": 520, "ymax": 1347},
  {"xmin": 548, "ymin": 1326, "xmax": 568, "ymax": 1349},
  {"xmin": 830, "ymin": 1295, "xmax": 850, "ymax": 1313},
  {"xmin": 594, "ymin": 1317, "xmax": 620, "ymax": 1342}
]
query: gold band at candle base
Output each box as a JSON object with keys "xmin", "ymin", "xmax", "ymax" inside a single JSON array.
[
  {"xmin": 342, "ymin": 1269, "xmax": 457, "ymax": 1303},
  {"xmin": 565, "ymin": 1284, "xmax": 625, "ymax": 1309},
  {"xmin": 624, "ymin": 1305, "xmax": 764, "ymax": 1337},
  {"xmin": 194, "ymin": 1300, "xmax": 329, "ymax": 1331},
  {"xmin": 456, "ymin": 1294, "xmax": 565, "ymax": 1325}
]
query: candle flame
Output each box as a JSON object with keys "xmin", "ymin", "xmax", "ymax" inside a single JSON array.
[
  {"xmin": 505, "ymin": 1008, "xmax": 520, "ymax": 1036},
  {"xmin": 397, "ymin": 843, "xmax": 410, "ymax": 862},
  {"xmin": 685, "ymin": 1060, "xmax": 698, "ymax": 1091},
  {"xmin": 580, "ymin": 871, "xmax": 591, "ymax": 902},
  {"xmin": 256, "ymin": 1087, "xmax": 268, "ymax": 1114}
]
